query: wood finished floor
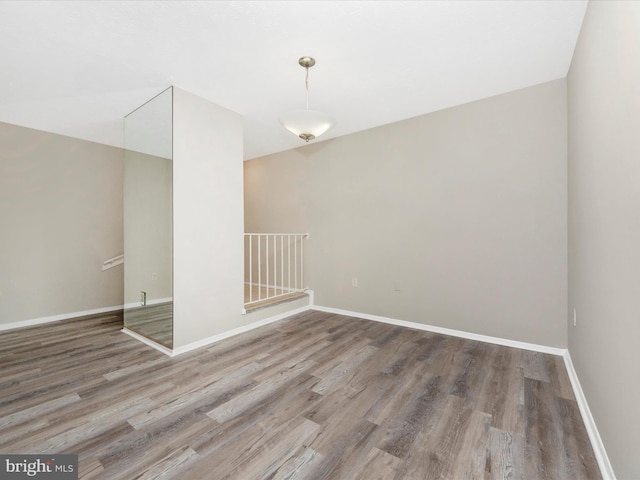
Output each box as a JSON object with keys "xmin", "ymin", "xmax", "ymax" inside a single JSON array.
[{"xmin": 0, "ymin": 310, "xmax": 601, "ymax": 479}]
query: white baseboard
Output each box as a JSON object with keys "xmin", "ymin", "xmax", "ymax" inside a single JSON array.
[
  {"xmin": 121, "ymin": 327, "xmax": 173, "ymax": 356},
  {"xmin": 0, "ymin": 305, "xmax": 124, "ymax": 332},
  {"xmin": 171, "ymin": 290, "xmax": 313, "ymax": 356},
  {"xmin": 171, "ymin": 304, "xmax": 312, "ymax": 356},
  {"xmin": 312, "ymin": 305, "xmax": 567, "ymax": 356},
  {"xmin": 563, "ymin": 352, "xmax": 616, "ymax": 480}
]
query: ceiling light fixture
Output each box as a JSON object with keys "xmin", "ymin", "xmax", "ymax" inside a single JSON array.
[{"xmin": 279, "ymin": 56, "xmax": 336, "ymax": 142}]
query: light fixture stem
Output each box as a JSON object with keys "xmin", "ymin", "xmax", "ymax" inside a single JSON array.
[{"xmin": 305, "ymin": 66, "xmax": 310, "ymax": 110}]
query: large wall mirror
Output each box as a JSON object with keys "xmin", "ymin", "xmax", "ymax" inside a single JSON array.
[{"xmin": 124, "ymin": 87, "xmax": 173, "ymax": 348}]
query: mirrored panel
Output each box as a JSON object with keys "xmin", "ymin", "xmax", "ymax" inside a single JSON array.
[{"xmin": 124, "ymin": 87, "xmax": 173, "ymax": 348}]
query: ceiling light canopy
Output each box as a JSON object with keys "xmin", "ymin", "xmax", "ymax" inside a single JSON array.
[{"xmin": 279, "ymin": 56, "xmax": 336, "ymax": 142}]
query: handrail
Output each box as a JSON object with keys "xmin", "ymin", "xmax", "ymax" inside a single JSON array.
[
  {"xmin": 102, "ymin": 254, "xmax": 124, "ymax": 271},
  {"xmin": 244, "ymin": 233, "xmax": 308, "ymax": 307}
]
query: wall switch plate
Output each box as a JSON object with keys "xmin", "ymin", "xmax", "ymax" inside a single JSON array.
[
  {"xmin": 351, "ymin": 277, "xmax": 358, "ymax": 287},
  {"xmin": 573, "ymin": 307, "xmax": 577, "ymax": 327},
  {"xmin": 152, "ymin": 272, "xmax": 157, "ymax": 281}
]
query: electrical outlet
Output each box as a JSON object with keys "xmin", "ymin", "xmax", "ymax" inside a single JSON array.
[
  {"xmin": 573, "ymin": 308, "xmax": 577, "ymax": 327},
  {"xmin": 351, "ymin": 277, "xmax": 358, "ymax": 287}
]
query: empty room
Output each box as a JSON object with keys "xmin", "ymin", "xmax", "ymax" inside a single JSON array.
[{"xmin": 0, "ymin": 1, "xmax": 638, "ymax": 479}]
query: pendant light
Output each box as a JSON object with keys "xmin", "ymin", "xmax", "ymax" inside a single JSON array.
[{"xmin": 279, "ymin": 56, "xmax": 336, "ymax": 142}]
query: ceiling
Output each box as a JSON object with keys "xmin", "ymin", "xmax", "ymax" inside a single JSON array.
[{"xmin": 0, "ymin": 1, "xmax": 587, "ymax": 160}]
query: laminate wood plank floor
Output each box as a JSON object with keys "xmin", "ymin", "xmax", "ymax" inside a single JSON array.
[{"xmin": 0, "ymin": 310, "xmax": 601, "ymax": 479}]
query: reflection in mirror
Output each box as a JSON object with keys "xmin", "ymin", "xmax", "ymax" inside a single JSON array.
[{"xmin": 123, "ymin": 87, "xmax": 173, "ymax": 348}]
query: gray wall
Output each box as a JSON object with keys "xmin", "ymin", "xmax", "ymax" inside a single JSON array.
[
  {"xmin": 0, "ymin": 121, "xmax": 124, "ymax": 324},
  {"xmin": 245, "ymin": 79, "xmax": 568, "ymax": 348},
  {"xmin": 568, "ymin": 1, "xmax": 640, "ymax": 478}
]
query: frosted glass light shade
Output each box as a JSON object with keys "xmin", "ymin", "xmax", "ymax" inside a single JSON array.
[{"xmin": 278, "ymin": 109, "xmax": 336, "ymax": 142}]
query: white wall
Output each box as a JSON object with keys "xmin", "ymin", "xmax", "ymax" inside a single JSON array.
[
  {"xmin": 568, "ymin": 1, "xmax": 640, "ymax": 478},
  {"xmin": 172, "ymin": 88, "xmax": 244, "ymax": 348},
  {"xmin": 0, "ymin": 121, "xmax": 124, "ymax": 324},
  {"xmin": 246, "ymin": 79, "xmax": 568, "ymax": 348}
]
